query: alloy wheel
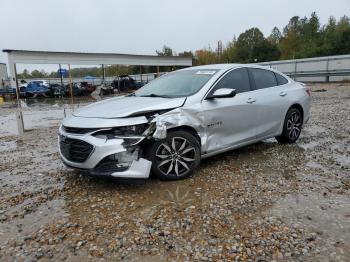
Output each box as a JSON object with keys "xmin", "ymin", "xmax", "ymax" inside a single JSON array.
[
  {"xmin": 287, "ymin": 111, "xmax": 302, "ymax": 140},
  {"xmin": 155, "ymin": 137, "xmax": 196, "ymax": 176}
]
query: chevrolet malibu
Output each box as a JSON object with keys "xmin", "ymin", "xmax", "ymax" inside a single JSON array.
[{"xmin": 58, "ymin": 64, "xmax": 311, "ymax": 180}]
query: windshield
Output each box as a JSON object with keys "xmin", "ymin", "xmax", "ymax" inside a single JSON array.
[{"xmin": 135, "ymin": 69, "xmax": 218, "ymax": 98}]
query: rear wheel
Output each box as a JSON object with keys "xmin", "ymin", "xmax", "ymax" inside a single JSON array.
[
  {"xmin": 276, "ymin": 108, "xmax": 303, "ymax": 144},
  {"xmin": 147, "ymin": 130, "xmax": 201, "ymax": 180}
]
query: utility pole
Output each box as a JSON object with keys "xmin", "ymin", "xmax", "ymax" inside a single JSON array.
[
  {"xmin": 68, "ymin": 64, "xmax": 74, "ymax": 108},
  {"xmin": 217, "ymin": 41, "xmax": 223, "ymax": 60},
  {"xmin": 58, "ymin": 64, "xmax": 64, "ymax": 87}
]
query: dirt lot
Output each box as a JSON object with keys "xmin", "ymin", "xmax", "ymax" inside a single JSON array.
[{"xmin": 0, "ymin": 84, "xmax": 349, "ymax": 261}]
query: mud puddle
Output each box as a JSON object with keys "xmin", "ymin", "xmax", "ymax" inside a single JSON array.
[
  {"xmin": 267, "ymin": 192, "xmax": 350, "ymax": 261},
  {"xmin": 0, "ymin": 199, "xmax": 67, "ymax": 242}
]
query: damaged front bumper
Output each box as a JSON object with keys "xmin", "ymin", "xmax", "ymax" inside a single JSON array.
[{"xmin": 58, "ymin": 126, "xmax": 152, "ymax": 179}]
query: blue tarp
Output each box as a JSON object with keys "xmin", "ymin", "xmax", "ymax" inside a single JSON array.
[{"xmin": 83, "ymin": 76, "xmax": 96, "ymax": 80}]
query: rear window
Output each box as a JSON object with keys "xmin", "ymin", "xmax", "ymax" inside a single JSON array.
[
  {"xmin": 275, "ymin": 73, "xmax": 288, "ymax": 85},
  {"xmin": 250, "ymin": 68, "xmax": 277, "ymax": 90}
]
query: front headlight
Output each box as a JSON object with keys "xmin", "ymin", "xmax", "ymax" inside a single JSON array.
[{"xmin": 92, "ymin": 123, "xmax": 151, "ymax": 139}]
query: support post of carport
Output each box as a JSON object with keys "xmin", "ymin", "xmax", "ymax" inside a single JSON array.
[
  {"xmin": 8, "ymin": 57, "xmax": 24, "ymax": 136},
  {"xmin": 140, "ymin": 65, "xmax": 142, "ymax": 84},
  {"xmin": 68, "ymin": 64, "xmax": 74, "ymax": 108},
  {"xmin": 14, "ymin": 64, "xmax": 24, "ymax": 136},
  {"xmin": 101, "ymin": 64, "xmax": 105, "ymax": 84}
]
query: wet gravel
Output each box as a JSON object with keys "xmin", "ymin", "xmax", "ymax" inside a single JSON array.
[{"xmin": 0, "ymin": 83, "xmax": 349, "ymax": 261}]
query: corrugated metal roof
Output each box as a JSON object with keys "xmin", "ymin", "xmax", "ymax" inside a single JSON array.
[
  {"xmin": 2, "ymin": 49, "xmax": 188, "ymax": 59},
  {"xmin": 3, "ymin": 49, "xmax": 192, "ymax": 67}
]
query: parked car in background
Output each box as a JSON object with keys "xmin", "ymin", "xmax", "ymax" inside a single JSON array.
[
  {"xmin": 19, "ymin": 79, "xmax": 28, "ymax": 89},
  {"xmin": 21, "ymin": 80, "xmax": 50, "ymax": 97},
  {"xmin": 0, "ymin": 87, "xmax": 16, "ymax": 95},
  {"xmin": 111, "ymin": 75, "xmax": 143, "ymax": 92},
  {"xmin": 58, "ymin": 64, "xmax": 311, "ymax": 181},
  {"xmin": 80, "ymin": 81, "xmax": 96, "ymax": 94},
  {"xmin": 49, "ymin": 83, "xmax": 66, "ymax": 97},
  {"xmin": 64, "ymin": 83, "xmax": 86, "ymax": 97},
  {"xmin": 93, "ymin": 83, "xmax": 115, "ymax": 96}
]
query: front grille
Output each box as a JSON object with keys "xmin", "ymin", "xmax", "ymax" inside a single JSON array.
[
  {"xmin": 62, "ymin": 126, "xmax": 99, "ymax": 134},
  {"xmin": 59, "ymin": 135, "xmax": 94, "ymax": 163}
]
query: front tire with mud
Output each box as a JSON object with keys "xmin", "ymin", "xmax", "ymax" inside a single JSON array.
[{"xmin": 147, "ymin": 130, "xmax": 201, "ymax": 180}]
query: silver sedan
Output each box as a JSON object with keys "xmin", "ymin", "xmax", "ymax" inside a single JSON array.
[{"xmin": 58, "ymin": 64, "xmax": 311, "ymax": 180}]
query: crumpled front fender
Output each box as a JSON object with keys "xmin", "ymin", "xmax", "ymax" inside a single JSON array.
[{"xmin": 152, "ymin": 108, "xmax": 208, "ymax": 150}]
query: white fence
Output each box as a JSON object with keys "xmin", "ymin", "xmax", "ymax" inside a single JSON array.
[{"xmin": 259, "ymin": 54, "xmax": 350, "ymax": 82}]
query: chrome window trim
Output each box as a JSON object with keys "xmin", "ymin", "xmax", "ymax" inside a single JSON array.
[{"xmin": 201, "ymin": 66, "xmax": 253, "ymax": 102}]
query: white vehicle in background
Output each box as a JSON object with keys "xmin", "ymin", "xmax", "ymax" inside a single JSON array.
[
  {"xmin": 19, "ymin": 80, "xmax": 48, "ymax": 88},
  {"xmin": 58, "ymin": 64, "xmax": 311, "ymax": 180}
]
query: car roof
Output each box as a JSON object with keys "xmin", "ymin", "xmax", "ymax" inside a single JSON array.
[{"xmin": 182, "ymin": 63, "xmax": 275, "ymax": 71}]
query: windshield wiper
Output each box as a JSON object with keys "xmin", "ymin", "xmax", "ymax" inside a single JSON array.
[{"xmin": 139, "ymin": 93, "xmax": 170, "ymax": 98}]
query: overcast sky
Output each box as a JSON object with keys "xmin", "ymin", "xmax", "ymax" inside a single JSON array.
[{"xmin": 0, "ymin": 0, "xmax": 348, "ymax": 72}]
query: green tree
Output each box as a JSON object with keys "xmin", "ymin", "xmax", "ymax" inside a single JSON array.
[
  {"xmin": 22, "ymin": 69, "xmax": 31, "ymax": 78},
  {"xmin": 334, "ymin": 16, "xmax": 350, "ymax": 54},
  {"xmin": 194, "ymin": 47, "xmax": 218, "ymax": 65},
  {"xmin": 280, "ymin": 16, "xmax": 302, "ymax": 59},
  {"xmin": 268, "ymin": 27, "xmax": 282, "ymax": 45},
  {"xmin": 221, "ymin": 39, "xmax": 237, "ymax": 63},
  {"xmin": 234, "ymin": 28, "xmax": 279, "ymax": 62},
  {"xmin": 156, "ymin": 45, "xmax": 174, "ymax": 56},
  {"xmin": 31, "ymin": 69, "xmax": 47, "ymax": 78},
  {"xmin": 178, "ymin": 51, "xmax": 194, "ymax": 57},
  {"xmin": 319, "ymin": 16, "xmax": 338, "ymax": 55}
]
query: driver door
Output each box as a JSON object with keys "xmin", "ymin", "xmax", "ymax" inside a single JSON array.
[{"xmin": 198, "ymin": 68, "xmax": 258, "ymax": 153}]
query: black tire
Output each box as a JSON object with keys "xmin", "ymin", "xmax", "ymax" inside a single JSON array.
[
  {"xmin": 146, "ymin": 130, "xmax": 201, "ymax": 180},
  {"xmin": 276, "ymin": 107, "xmax": 303, "ymax": 144}
]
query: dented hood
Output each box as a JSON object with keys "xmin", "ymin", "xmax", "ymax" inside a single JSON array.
[{"xmin": 73, "ymin": 96, "xmax": 186, "ymax": 118}]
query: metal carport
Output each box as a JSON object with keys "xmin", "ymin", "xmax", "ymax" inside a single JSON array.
[
  {"xmin": 3, "ymin": 49, "xmax": 192, "ymax": 86},
  {"xmin": 2, "ymin": 49, "xmax": 193, "ymax": 136}
]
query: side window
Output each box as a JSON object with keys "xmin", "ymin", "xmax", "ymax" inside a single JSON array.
[
  {"xmin": 250, "ymin": 68, "xmax": 277, "ymax": 90},
  {"xmin": 275, "ymin": 73, "xmax": 288, "ymax": 85},
  {"xmin": 211, "ymin": 68, "xmax": 251, "ymax": 94}
]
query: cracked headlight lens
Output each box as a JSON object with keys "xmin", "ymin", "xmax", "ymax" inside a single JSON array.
[{"xmin": 92, "ymin": 124, "xmax": 150, "ymax": 139}]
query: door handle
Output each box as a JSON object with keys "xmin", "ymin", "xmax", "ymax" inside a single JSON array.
[
  {"xmin": 279, "ymin": 91, "xmax": 287, "ymax": 97},
  {"xmin": 246, "ymin": 98, "xmax": 256, "ymax": 104}
]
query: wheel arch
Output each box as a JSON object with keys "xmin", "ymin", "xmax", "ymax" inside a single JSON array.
[
  {"xmin": 277, "ymin": 103, "xmax": 305, "ymax": 136},
  {"xmin": 168, "ymin": 125, "xmax": 202, "ymax": 146},
  {"xmin": 288, "ymin": 103, "xmax": 304, "ymax": 121}
]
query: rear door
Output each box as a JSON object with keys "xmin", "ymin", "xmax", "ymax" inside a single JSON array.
[
  {"xmin": 198, "ymin": 67, "xmax": 258, "ymax": 153},
  {"xmin": 248, "ymin": 68, "xmax": 288, "ymax": 139}
]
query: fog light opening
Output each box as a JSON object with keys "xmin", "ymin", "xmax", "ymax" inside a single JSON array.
[{"xmin": 94, "ymin": 148, "xmax": 140, "ymax": 172}]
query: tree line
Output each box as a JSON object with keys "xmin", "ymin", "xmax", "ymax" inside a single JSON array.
[
  {"xmin": 192, "ymin": 12, "xmax": 350, "ymax": 65},
  {"xmin": 18, "ymin": 12, "xmax": 350, "ymax": 79}
]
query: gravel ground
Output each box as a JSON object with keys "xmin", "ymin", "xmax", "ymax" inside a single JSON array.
[{"xmin": 0, "ymin": 83, "xmax": 349, "ymax": 261}]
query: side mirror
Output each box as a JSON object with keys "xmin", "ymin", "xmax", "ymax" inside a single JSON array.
[{"xmin": 206, "ymin": 88, "xmax": 236, "ymax": 99}]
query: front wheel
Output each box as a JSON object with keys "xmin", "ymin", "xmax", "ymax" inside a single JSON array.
[
  {"xmin": 147, "ymin": 130, "xmax": 201, "ymax": 180},
  {"xmin": 276, "ymin": 108, "xmax": 303, "ymax": 144}
]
